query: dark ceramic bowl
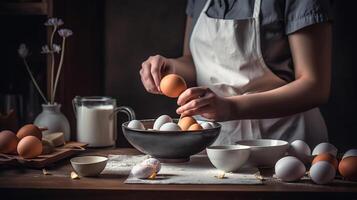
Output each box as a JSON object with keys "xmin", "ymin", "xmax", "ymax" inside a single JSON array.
[{"xmin": 122, "ymin": 119, "xmax": 221, "ymax": 162}]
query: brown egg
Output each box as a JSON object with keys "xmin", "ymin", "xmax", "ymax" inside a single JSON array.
[
  {"xmin": 338, "ymin": 156, "xmax": 357, "ymax": 181},
  {"xmin": 0, "ymin": 130, "xmax": 19, "ymax": 154},
  {"xmin": 188, "ymin": 123, "xmax": 203, "ymax": 131},
  {"xmin": 312, "ymin": 153, "xmax": 338, "ymax": 169},
  {"xmin": 17, "ymin": 124, "xmax": 42, "ymax": 140},
  {"xmin": 178, "ymin": 116, "xmax": 197, "ymax": 130},
  {"xmin": 17, "ymin": 136, "xmax": 43, "ymax": 159},
  {"xmin": 160, "ymin": 74, "xmax": 187, "ymax": 98}
]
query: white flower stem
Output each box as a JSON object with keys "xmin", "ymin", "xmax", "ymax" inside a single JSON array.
[
  {"xmin": 49, "ymin": 25, "xmax": 57, "ymax": 104},
  {"xmin": 51, "ymin": 37, "xmax": 66, "ymax": 103},
  {"xmin": 23, "ymin": 58, "xmax": 48, "ymax": 103}
]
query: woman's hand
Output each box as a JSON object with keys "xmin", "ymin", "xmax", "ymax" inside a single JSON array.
[
  {"xmin": 140, "ymin": 55, "xmax": 174, "ymax": 94},
  {"xmin": 176, "ymin": 87, "xmax": 233, "ymax": 121}
]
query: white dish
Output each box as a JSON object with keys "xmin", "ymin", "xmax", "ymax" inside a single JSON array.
[
  {"xmin": 236, "ymin": 139, "xmax": 289, "ymax": 167},
  {"xmin": 206, "ymin": 145, "xmax": 250, "ymax": 172},
  {"xmin": 70, "ymin": 156, "xmax": 108, "ymax": 177}
]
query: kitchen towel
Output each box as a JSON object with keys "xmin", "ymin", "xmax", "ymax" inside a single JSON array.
[{"xmin": 102, "ymin": 154, "xmax": 263, "ymax": 185}]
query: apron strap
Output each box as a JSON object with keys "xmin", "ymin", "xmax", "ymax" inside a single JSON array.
[
  {"xmin": 253, "ymin": 0, "xmax": 262, "ymax": 19},
  {"xmin": 203, "ymin": 0, "xmax": 213, "ymax": 12}
]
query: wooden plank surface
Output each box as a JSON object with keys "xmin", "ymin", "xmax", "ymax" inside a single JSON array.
[{"xmin": 1, "ymin": 148, "xmax": 357, "ymax": 200}]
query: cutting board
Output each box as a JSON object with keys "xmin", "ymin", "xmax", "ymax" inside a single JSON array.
[{"xmin": 0, "ymin": 141, "xmax": 87, "ymax": 168}]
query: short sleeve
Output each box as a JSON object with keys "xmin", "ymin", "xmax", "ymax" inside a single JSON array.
[
  {"xmin": 284, "ymin": 0, "xmax": 333, "ymax": 34},
  {"xmin": 186, "ymin": 0, "xmax": 195, "ymax": 17}
]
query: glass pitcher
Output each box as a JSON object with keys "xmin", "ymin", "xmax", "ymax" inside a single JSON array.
[{"xmin": 72, "ymin": 96, "xmax": 135, "ymax": 147}]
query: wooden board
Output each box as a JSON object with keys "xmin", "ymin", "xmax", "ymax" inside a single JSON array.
[{"xmin": 0, "ymin": 141, "xmax": 87, "ymax": 168}]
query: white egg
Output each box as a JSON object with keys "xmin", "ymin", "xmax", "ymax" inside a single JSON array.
[
  {"xmin": 275, "ymin": 156, "xmax": 306, "ymax": 182},
  {"xmin": 342, "ymin": 149, "xmax": 357, "ymax": 160},
  {"xmin": 159, "ymin": 122, "xmax": 181, "ymax": 131},
  {"xmin": 201, "ymin": 122, "xmax": 214, "ymax": 129},
  {"xmin": 142, "ymin": 158, "xmax": 161, "ymax": 173},
  {"xmin": 288, "ymin": 140, "xmax": 312, "ymax": 164},
  {"xmin": 309, "ymin": 161, "xmax": 336, "ymax": 184},
  {"xmin": 127, "ymin": 120, "xmax": 145, "ymax": 130},
  {"xmin": 153, "ymin": 115, "xmax": 173, "ymax": 130},
  {"xmin": 312, "ymin": 143, "xmax": 338, "ymax": 157},
  {"xmin": 130, "ymin": 163, "xmax": 155, "ymax": 179}
]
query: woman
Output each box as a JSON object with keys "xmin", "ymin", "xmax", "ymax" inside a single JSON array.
[{"xmin": 140, "ymin": 0, "xmax": 332, "ymax": 147}]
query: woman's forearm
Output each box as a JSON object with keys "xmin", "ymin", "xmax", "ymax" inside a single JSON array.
[{"xmin": 168, "ymin": 55, "xmax": 197, "ymax": 87}]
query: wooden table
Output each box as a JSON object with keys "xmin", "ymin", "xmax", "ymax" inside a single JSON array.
[{"xmin": 1, "ymin": 148, "xmax": 357, "ymax": 200}]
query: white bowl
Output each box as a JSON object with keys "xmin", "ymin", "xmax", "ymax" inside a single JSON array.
[
  {"xmin": 206, "ymin": 145, "xmax": 250, "ymax": 172},
  {"xmin": 70, "ymin": 156, "xmax": 108, "ymax": 177},
  {"xmin": 236, "ymin": 139, "xmax": 289, "ymax": 167}
]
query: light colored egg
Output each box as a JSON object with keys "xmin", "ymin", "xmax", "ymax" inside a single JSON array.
[
  {"xmin": 127, "ymin": 120, "xmax": 145, "ymax": 130},
  {"xmin": 188, "ymin": 123, "xmax": 203, "ymax": 131},
  {"xmin": 338, "ymin": 156, "xmax": 357, "ymax": 181},
  {"xmin": 342, "ymin": 149, "xmax": 357, "ymax": 160},
  {"xmin": 159, "ymin": 122, "xmax": 181, "ymax": 131},
  {"xmin": 130, "ymin": 163, "xmax": 156, "ymax": 179},
  {"xmin": 160, "ymin": 74, "xmax": 187, "ymax": 98},
  {"xmin": 17, "ymin": 135, "xmax": 43, "ymax": 159},
  {"xmin": 288, "ymin": 140, "xmax": 311, "ymax": 164},
  {"xmin": 312, "ymin": 142, "xmax": 337, "ymax": 157},
  {"xmin": 312, "ymin": 153, "xmax": 338, "ymax": 169},
  {"xmin": 142, "ymin": 158, "xmax": 161, "ymax": 173},
  {"xmin": 17, "ymin": 124, "xmax": 42, "ymax": 140},
  {"xmin": 0, "ymin": 130, "xmax": 19, "ymax": 154},
  {"xmin": 200, "ymin": 122, "xmax": 214, "ymax": 129},
  {"xmin": 309, "ymin": 161, "xmax": 336, "ymax": 184},
  {"xmin": 153, "ymin": 115, "xmax": 173, "ymax": 130},
  {"xmin": 178, "ymin": 116, "xmax": 197, "ymax": 130},
  {"xmin": 275, "ymin": 156, "xmax": 306, "ymax": 182}
]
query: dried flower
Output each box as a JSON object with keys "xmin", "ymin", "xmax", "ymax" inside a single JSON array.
[
  {"xmin": 44, "ymin": 18, "xmax": 64, "ymax": 26},
  {"xmin": 41, "ymin": 45, "xmax": 50, "ymax": 54},
  {"xmin": 18, "ymin": 43, "xmax": 29, "ymax": 58},
  {"xmin": 52, "ymin": 44, "xmax": 61, "ymax": 53},
  {"xmin": 58, "ymin": 29, "xmax": 73, "ymax": 38}
]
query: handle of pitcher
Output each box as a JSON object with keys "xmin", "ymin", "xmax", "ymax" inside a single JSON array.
[
  {"xmin": 72, "ymin": 96, "xmax": 80, "ymax": 118},
  {"xmin": 114, "ymin": 106, "xmax": 136, "ymax": 121}
]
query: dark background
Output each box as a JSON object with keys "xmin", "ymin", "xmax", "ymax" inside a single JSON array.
[{"xmin": 0, "ymin": 0, "xmax": 356, "ymax": 151}]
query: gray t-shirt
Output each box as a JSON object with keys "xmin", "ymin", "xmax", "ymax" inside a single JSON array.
[{"xmin": 186, "ymin": 0, "xmax": 332, "ymax": 82}]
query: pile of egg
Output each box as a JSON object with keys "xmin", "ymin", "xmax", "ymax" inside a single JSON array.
[
  {"xmin": 127, "ymin": 115, "xmax": 215, "ymax": 132},
  {"xmin": 275, "ymin": 140, "xmax": 357, "ymax": 184},
  {"xmin": 0, "ymin": 124, "xmax": 54, "ymax": 159},
  {"xmin": 130, "ymin": 158, "xmax": 161, "ymax": 179}
]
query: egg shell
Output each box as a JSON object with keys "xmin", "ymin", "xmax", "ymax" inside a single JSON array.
[
  {"xmin": 275, "ymin": 156, "xmax": 306, "ymax": 182},
  {"xmin": 288, "ymin": 140, "xmax": 311, "ymax": 164},
  {"xmin": 159, "ymin": 122, "xmax": 181, "ymax": 131},
  {"xmin": 312, "ymin": 153, "xmax": 338, "ymax": 169},
  {"xmin": 153, "ymin": 115, "xmax": 173, "ymax": 130},
  {"xmin": 0, "ymin": 130, "xmax": 19, "ymax": 154},
  {"xmin": 338, "ymin": 156, "xmax": 357, "ymax": 181},
  {"xmin": 200, "ymin": 122, "xmax": 214, "ymax": 129},
  {"xmin": 130, "ymin": 163, "xmax": 156, "ymax": 179},
  {"xmin": 160, "ymin": 74, "xmax": 187, "ymax": 98},
  {"xmin": 188, "ymin": 123, "xmax": 203, "ymax": 131},
  {"xmin": 312, "ymin": 142, "xmax": 337, "ymax": 157},
  {"xmin": 17, "ymin": 136, "xmax": 43, "ymax": 159},
  {"xmin": 127, "ymin": 120, "xmax": 145, "ymax": 130},
  {"xmin": 342, "ymin": 149, "xmax": 357, "ymax": 160},
  {"xmin": 142, "ymin": 158, "xmax": 161, "ymax": 173},
  {"xmin": 17, "ymin": 124, "xmax": 42, "ymax": 140},
  {"xmin": 309, "ymin": 161, "xmax": 336, "ymax": 184},
  {"xmin": 178, "ymin": 116, "xmax": 197, "ymax": 130}
]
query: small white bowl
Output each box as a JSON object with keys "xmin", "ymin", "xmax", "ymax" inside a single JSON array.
[
  {"xmin": 206, "ymin": 145, "xmax": 250, "ymax": 172},
  {"xmin": 236, "ymin": 139, "xmax": 289, "ymax": 167},
  {"xmin": 70, "ymin": 156, "xmax": 108, "ymax": 177}
]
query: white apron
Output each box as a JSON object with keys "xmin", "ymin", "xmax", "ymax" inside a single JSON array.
[{"xmin": 190, "ymin": 0, "xmax": 328, "ymax": 148}]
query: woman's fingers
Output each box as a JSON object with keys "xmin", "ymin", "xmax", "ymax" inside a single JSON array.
[
  {"xmin": 140, "ymin": 61, "xmax": 160, "ymax": 94},
  {"xmin": 177, "ymin": 87, "xmax": 209, "ymax": 106},
  {"xmin": 176, "ymin": 92, "xmax": 214, "ymax": 114},
  {"xmin": 180, "ymin": 105, "xmax": 215, "ymax": 118},
  {"xmin": 149, "ymin": 55, "xmax": 164, "ymax": 91}
]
